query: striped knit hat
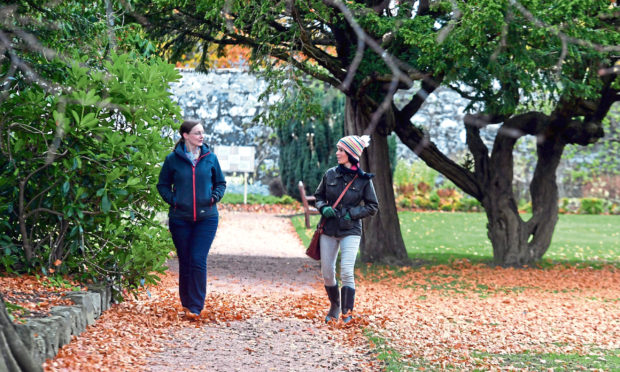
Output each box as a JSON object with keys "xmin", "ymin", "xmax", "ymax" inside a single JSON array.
[{"xmin": 337, "ymin": 135, "xmax": 371, "ymax": 161}]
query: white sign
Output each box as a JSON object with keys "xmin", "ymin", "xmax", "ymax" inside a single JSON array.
[{"xmin": 214, "ymin": 145, "xmax": 255, "ymax": 173}]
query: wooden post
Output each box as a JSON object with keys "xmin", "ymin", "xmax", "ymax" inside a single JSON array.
[{"xmin": 298, "ymin": 181, "xmax": 317, "ymax": 228}]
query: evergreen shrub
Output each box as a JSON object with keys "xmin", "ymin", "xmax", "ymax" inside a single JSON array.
[
  {"xmin": 579, "ymin": 198, "xmax": 605, "ymax": 214},
  {"xmin": 0, "ymin": 53, "xmax": 180, "ymax": 294},
  {"xmin": 275, "ymin": 85, "xmax": 344, "ymax": 200}
]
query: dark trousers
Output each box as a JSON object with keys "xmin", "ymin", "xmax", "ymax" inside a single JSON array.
[{"xmin": 169, "ymin": 216, "xmax": 218, "ymax": 314}]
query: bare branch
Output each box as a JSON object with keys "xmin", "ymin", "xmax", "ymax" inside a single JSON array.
[
  {"xmin": 24, "ymin": 208, "xmax": 64, "ymax": 219},
  {"xmin": 464, "ymin": 113, "xmax": 506, "ymax": 129},
  {"xmin": 24, "ymin": 182, "xmax": 58, "ymax": 212},
  {"xmin": 106, "ymin": 0, "xmax": 117, "ymax": 51},
  {"xmin": 395, "ymin": 120, "xmax": 482, "ymax": 199},
  {"xmin": 490, "ymin": 11, "xmax": 511, "ymax": 62},
  {"xmin": 322, "ymin": 0, "xmax": 421, "ymax": 134},
  {"xmin": 555, "ymin": 34, "xmax": 568, "ymax": 80},
  {"xmin": 598, "ymin": 65, "xmax": 620, "ymax": 77},
  {"xmin": 400, "ymin": 78, "xmax": 443, "ymax": 120},
  {"xmin": 437, "ymin": 0, "xmax": 462, "ymax": 44}
]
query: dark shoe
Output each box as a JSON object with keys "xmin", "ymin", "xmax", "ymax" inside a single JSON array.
[
  {"xmin": 324, "ymin": 285, "xmax": 340, "ymax": 323},
  {"xmin": 341, "ymin": 286, "xmax": 355, "ymax": 323}
]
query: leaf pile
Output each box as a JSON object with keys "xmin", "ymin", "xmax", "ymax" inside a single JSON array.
[
  {"xmin": 1, "ymin": 275, "xmax": 85, "ymax": 321},
  {"xmin": 39, "ymin": 269, "xmax": 377, "ymax": 371},
  {"xmin": 219, "ymin": 203, "xmax": 302, "ymax": 215},
  {"xmin": 2, "ymin": 260, "xmax": 615, "ymax": 370},
  {"xmin": 39, "ymin": 272, "xmax": 257, "ymax": 370},
  {"xmin": 355, "ymin": 261, "xmax": 619, "ymax": 369}
]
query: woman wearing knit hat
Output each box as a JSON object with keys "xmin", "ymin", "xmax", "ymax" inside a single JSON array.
[{"xmin": 313, "ymin": 135, "xmax": 379, "ymax": 323}]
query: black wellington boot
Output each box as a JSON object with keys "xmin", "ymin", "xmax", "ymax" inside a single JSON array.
[
  {"xmin": 324, "ymin": 285, "xmax": 340, "ymax": 323},
  {"xmin": 341, "ymin": 286, "xmax": 356, "ymax": 323}
]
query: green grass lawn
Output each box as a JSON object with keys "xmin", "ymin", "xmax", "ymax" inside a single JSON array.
[
  {"xmin": 291, "ymin": 212, "xmax": 620, "ymax": 370},
  {"xmin": 291, "ymin": 212, "xmax": 620, "ymax": 266}
]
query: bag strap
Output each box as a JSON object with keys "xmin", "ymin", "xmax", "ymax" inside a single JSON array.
[
  {"xmin": 333, "ymin": 174, "xmax": 358, "ymax": 209},
  {"xmin": 318, "ymin": 174, "xmax": 358, "ymax": 229}
]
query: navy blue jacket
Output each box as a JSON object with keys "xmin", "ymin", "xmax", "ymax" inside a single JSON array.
[{"xmin": 157, "ymin": 143, "xmax": 227, "ymax": 221}]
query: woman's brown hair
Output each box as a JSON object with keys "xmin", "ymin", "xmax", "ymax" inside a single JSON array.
[{"xmin": 174, "ymin": 120, "xmax": 201, "ymax": 149}]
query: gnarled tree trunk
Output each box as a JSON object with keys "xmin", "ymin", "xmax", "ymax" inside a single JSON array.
[
  {"xmin": 345, "ymin": 98, "xmax": 408, "ymax": 263},
  {"xmin": 482, "ymin": 121, "xmax": 526, "ymax": 265},
  {"xmin": 472, "ymin": 114, "xmax": 566, "ymax": 266},
  {"xmin": 482, "ymin": 138, "xmax": 564, "ymax": 266},
  {"xmin": 396, "ymin": 106, "xmax": 571, "ymax": 267}
]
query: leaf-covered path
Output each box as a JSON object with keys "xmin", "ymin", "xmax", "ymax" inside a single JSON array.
[
  {"xmin": 44, "ymin": 210, "xmax": 620, "ymax": 371},
  {"xmin": 146, "ymin": 211, "xmax": 375, "ymax": 371},
  {"xmin": 46, "ymin": 211, "xmax": 378, "ymax": 371}
]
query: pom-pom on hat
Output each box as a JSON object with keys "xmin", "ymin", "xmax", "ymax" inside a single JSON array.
[{"xmin": 338, "ymin": 135, "xmax": 371, "ymax": 161}]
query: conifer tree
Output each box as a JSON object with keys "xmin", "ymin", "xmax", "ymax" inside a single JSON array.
[{"xmin": 276, "ymin": 86, "xmax": 344, "ymax": 200}]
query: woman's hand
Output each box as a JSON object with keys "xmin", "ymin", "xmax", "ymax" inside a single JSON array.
[{"xmin": 321, "ymin": 206, "xmax": 336, "ymax": 218}]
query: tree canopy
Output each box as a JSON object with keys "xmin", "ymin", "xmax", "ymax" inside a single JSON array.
[
  {"xmin": 134, "ymin": 0, "xmax": 618, "ymax": 266},
  {"xmin": 1, "ymin": 0, "xmax": 180, "ymax": 288}
]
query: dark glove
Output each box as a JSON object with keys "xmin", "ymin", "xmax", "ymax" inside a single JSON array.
[
  {"xmin": 321, "ymin": 206, "xmax": 336, "ymax": 218},
  {"xmin": 344, "ymin": 212, "xmax": 351, "ymax": 221}
]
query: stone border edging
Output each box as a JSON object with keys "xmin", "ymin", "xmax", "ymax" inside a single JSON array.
[{"xmin": 13, "ymin": 285, "xmax": 113, "ymax": 365}]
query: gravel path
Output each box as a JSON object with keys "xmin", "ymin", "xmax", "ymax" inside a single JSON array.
[{"xmin": 147, "ymin": 211, "xmax": 375, "ymax": 371}]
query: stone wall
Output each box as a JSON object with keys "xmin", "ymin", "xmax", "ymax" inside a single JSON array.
[
  {"xmin": 14, "ymin": 286, "xmax": 112, "ymax": 366},
  {"xmin": 170, "ymin": 69, "xmax": 612, "ymax": 200},
  {"xmin": 169, "ymin": 69, "xmax": 279, "ymax": 179}
]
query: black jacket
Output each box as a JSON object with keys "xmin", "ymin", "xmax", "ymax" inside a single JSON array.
[
  {"xmin": 157, "ymin": 143, "xmax": 226, "ymax": 221},
  {"xmin": 314, "ymin": 166, "xmax": 379, "ymax": 237}
]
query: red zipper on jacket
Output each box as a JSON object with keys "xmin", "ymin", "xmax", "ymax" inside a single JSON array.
[
  {"xmin": 192, "ymin": 166, "xmax": 196, "ymax": 220},
  {"xmin": 191, "ymin": 152, "xmax": 210, "ymax": 221}
]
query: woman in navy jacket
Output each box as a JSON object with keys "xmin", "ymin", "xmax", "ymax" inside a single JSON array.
[{"xmin": 157, "ymin": 120, "xmax": 226, "ymax": 319}]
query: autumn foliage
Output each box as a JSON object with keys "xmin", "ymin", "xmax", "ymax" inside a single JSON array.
[
  {"xmin": 2, "ymin": 209, "xmax": 617, "ymax": 371},
  {"xmin": 175, "ymin": 45, "xmax": 252, "ymax": 69},
  {"xmin": 1, "ymin": 259, "xmax": 614, "ymax": 371}
]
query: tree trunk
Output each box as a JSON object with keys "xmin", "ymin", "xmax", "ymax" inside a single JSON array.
[
  {"xmin": 396, "ymin": 110, "xmax": 568, "ymax": 267},
  {"xmin": 345, "ymin": 98, "xmax": 408, "ymax": 264},
  {"xmin": 524, "ymin": 134, "xmax": 564, "ymax": 260},
  {"xmin": 481, "ymin": 117, "xmax": 565, "ymax": 266},
  {"xmin": 482, "ymin": 129, "xmax": 527, "ymax": 265},
  {"xmin": 0, "ymin": 294, "xmax": 42, "ymax": 372}
]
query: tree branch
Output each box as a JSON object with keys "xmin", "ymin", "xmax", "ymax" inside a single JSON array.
[
  {"xmin": 262, "ymin": 44, "xmax": 344, "ymax": 88},
  {"xmin": 498, "ymin": 111, "xmax": 549, "ymax": 138},
  {"xmin": 24, "ymin": 182, "xmax": 58, "ymax": 212},
  {"xmin": 509, "ymin": 0, "xmax": 620, "ymax": 53},
  {"xmin": 400, "ymin": 77, "xmax": 443, "ymax": 120},
  {"xmin": 394, "ymin": 118, "xmax": 482, "ymax": 199},
  {"xmin": 371, "ymin": 0, "xmax": 390, "ymax": 14},
  {"xmin": 290, "ymin": 5, "xmax": 346, "ymax": 79}
]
